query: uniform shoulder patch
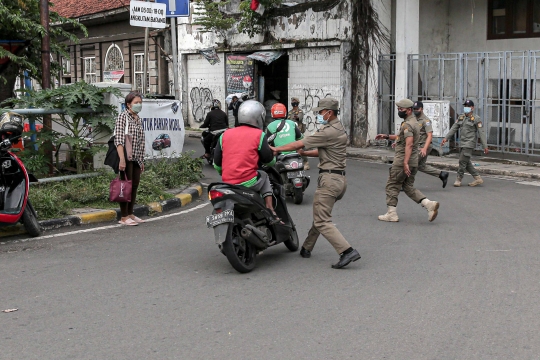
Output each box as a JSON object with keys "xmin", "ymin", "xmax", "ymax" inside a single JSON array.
[
  {"xmin": 458, "ymin": 115, "xmax": 465, "ymax": 121},
  {"xmin": 404, "ymin": 128, "xmax": 409, "ymax": 133},
  {"xmin": 471, "ymin": 116, "xmax": 475, "ymax": 121},
  {"xmin": 425, "ymin": 121, "xmax": 431, "ymax": 126},
  {"xmin": 477, "ymin": 122, "xmax": 483, "ymax": 128}
]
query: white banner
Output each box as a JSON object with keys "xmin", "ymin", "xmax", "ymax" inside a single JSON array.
[
  {"xmin": 130, "ymin": 1, "xmax": 167, "ymax": 29},
  {"xmin": 138, "ymin": 99, "xmax": 185, "ymax": 158}
]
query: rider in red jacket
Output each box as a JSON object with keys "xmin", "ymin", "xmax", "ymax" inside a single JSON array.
[{"xmin": 213, "ymin": 100, "xmax": 279, "ymax": 220}]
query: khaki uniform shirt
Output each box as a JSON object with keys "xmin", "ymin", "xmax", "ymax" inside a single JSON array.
[
  {"xmin": 393, "ymin": 114, "xmax": 419, "ymax": 167},
  {"xmin": 301, "ymin": 118, "xmax": 347, "ymax": 170},
  {"xmin": 288, "ymin": 107, "xmax": 305, "ymax": 132},
  {"xmin": 417, "ymin": 113, "xmax": 433, "ymax": 147},
  {"xmin": 445, "ymin": 112, "xmax": 487, "ymax": 149}
]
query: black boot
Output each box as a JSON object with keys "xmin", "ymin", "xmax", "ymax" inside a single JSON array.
[
  {"xmin": 331, "ymin": 249, "xmax": 361, "ymax": 269},
  {"xmin": 300, "ymin": 247, "xmax": 311, "ymax": 258},
  {"xmin": 439, "ymin": 171, "xmax": 449, "ymax": 188}
]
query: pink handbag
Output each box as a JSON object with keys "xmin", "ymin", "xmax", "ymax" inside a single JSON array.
[{"xmin": 109, "ymin": 172, "xmax": 132, "ymax": 202}]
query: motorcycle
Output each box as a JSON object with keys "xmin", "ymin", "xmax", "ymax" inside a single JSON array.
[
  {"xmin": 0, "ymin": 112, "xmax": 42, "ymax": 237},
  {"xmin": 206, "ymin": 166, "xmax": 299, "ymax": 273},
  {"xmin": 200, "ymin": 128, "xmax": 227, "ymax": 165},
  {"xmin": 274, "ymin": 153, "xmax": 310, "ymax": 204}
]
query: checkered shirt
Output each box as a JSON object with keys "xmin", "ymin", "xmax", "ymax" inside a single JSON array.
[{"xmin": 114, "ymin": 110, "xmax": 145, "ymax": 167}]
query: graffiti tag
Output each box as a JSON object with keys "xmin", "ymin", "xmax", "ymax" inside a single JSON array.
[{"xmin": 190, "ymin": 87, "xmax": 213, "ymax": 123}]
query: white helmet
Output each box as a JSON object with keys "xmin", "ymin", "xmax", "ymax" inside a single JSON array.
[{"xmin": 237, "ymin": 100, "xmax": 265, "ymax": 129}]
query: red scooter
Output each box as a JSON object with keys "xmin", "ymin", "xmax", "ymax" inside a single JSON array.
[{"xmin": 0, "ymin": 112, "xmax": 41, "ymax": 237}]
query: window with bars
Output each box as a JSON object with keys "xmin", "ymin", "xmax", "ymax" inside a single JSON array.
[
  {"xmin": 105, "ymin": 45, "xmax": 124, "ymax": 71},
  {"xmin": 133, "ymin": 53, "xmax": 149, "ymax": 92},
  {"xmin": 84, "ymin": 57, "xmax": 97, "ymax": 83},
  {"xmin": 61, "ymin": 57, "xmax": 71, "ymax": 77}
]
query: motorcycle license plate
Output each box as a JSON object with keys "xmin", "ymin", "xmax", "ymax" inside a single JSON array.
[
  {"xmin": 287, "ymin": 171, "xmax": 304, "ymax": 179},
  {"xmin": 206, "ymin": 210, "xmax": 234, "ymax": 228}
]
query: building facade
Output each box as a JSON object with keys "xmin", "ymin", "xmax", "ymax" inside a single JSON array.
[{"xmin": 52, "ymin": 0, "xmax": 171, "ymax": 95}]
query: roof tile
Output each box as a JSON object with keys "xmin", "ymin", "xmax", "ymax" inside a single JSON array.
[{"xmin": 52, "ymin": 0, "xmax": 130, "ymax": 19}]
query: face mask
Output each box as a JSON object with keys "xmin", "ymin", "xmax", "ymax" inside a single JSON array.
[
  {"xmin": 413, "ymin": 111, "xmax": 421, "ymax": 117},
  {"xmin": 316, "ymin": 114, "xmax": 327, "ymax": 124},
  {"xmin": 291, "ymin": 102, "xmax": 299, "ymax": 107},
  {"xmin": 398, "ymin": 110, "xmax": 408, "ymax": 119},
  {"xmin": 463, "ymin": 107, "xmax": 471, "ymax": 114},
  {"xmin": 131, "ymin": 103, "xmax": 143, "ymax": 114}
]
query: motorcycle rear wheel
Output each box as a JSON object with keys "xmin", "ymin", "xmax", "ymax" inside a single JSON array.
[
  {"xmin": 22, "ymin": 200, "xmax": 41, "ymax": 237},
  {"xmin": 293, "ymin": 187, "xmax": 303, "ymax": 204},
  {"xmin": 223, "ymin": 222, "xmax": 256, "ymax": 273},
  {"xmin": 284, "ymin": 227, "xmax": 299, "ymax": 252}
]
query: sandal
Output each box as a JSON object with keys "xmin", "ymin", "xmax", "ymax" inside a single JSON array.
[
  {"xmin": 119, "ymin": 218, "xmax": 138, "ymax": 226},
  {"xmin": 130, "ymin": 215, "xmax": 145, "ymax": 223}
]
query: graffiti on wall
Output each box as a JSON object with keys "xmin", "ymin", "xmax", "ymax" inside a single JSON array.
[
  {"xmin": 301, "ymin": 88, "xmax": 334, "ymax": 133},
  {"xmin": 190, "ymin": 87, "xmax": 214, "ymax": 123}
]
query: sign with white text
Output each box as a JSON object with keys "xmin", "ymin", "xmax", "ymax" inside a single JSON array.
[{"xmin": 130, "ymin": 1, "xmax": 167, "ymax": 28}]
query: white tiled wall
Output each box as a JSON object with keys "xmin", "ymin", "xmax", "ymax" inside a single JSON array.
[
  {"xmin": 288, "ymin": 47, "xmax": 343, "ymax": 134},
  {"xmin": 186, "ymin": 53, "xmax": 225, "ymax": 127}
]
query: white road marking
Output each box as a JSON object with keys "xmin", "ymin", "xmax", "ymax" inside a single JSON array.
[
  {"xmin": 9, "ymin": 203, "xmax": 209, "ymax": 243},
  {"xmin": 516, "ymin": 181, "xmax": 540, "ymax": 186}
]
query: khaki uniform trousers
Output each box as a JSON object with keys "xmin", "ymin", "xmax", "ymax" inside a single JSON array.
[
  {"xmin": 303, "ymin": 173, "xmax": 351, "ymax": 254},
  {"xmin": 385, "ymin": 166, "xmax": 426, "ymax": 207},
  {"xmin": 418, "ymin": 145, "xmax": 441, "ymax": 177},
  {"xmin": 457, "ymin": 147, "xmax": 479, "ymax": 177}
]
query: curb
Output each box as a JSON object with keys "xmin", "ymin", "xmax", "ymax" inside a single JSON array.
[
  {"xmin": 347, "ymin": 152, "xmax": 540, "ymax": 180},
  {"xmin": 0, "ymin": 183, "xmax": 204, "ymax": 239}
]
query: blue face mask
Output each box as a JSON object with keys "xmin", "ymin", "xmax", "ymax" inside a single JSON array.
[
  {"xmin": 316, "ymin": 111, "xmax": 328, "ymax": 125},
  {"xmin": 464, "ymin": 107, "xmax": 471, "ymax": 114}
]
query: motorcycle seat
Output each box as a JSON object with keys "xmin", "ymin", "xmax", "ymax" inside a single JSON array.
[{"xmin": 277, "ymin": 153, "xmax": 302, "ymax": 161}]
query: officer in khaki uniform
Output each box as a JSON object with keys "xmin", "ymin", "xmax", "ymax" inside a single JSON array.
[
  {"xmin": 376, "ymin": 99, "xmax": 440, "ymax": 222},
  {"xmin": 441, "ymin": 100, "xmax": 489, "ymax": 187},
  {"xmin": 413, "ymin": 101, "xmax": 449, "ymax": 188},
  {"xmin": 270, "ymin": 98, "xmax": 361, "ymax": 269},
  {"xmin": 288, "ymin": 97, "xmax": 310, "ymax": 170}
]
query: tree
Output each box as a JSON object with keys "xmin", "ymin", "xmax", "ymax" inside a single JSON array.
[
  {"xmin": 2, "ymin": 82, "xmax": 121, "ymax": 174},
  {"xmin": 0, "ymin": 0, "xmax": 86, "ymax": 103}
]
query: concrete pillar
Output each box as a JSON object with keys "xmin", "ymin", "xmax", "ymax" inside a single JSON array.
[{"xmin": 394, "ymin": 0, "xmax": 419, "ymax": 133}]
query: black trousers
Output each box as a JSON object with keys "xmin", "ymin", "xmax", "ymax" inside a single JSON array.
[
  {"xmin": 119, "ymin": 161, "xmax": 141, "ymax": 217},
  {"xmin": 203, "ymin": 133, "xmax": 214, "ymax": 154}
]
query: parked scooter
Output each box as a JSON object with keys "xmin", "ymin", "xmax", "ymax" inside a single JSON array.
[
  {"xmin": 274, "ymin": 153, "xmax": 310, "ymax": 204},
  {"xmin": 200, "ymin": 128, "xmax": 226, "ymax": 165},
  {"xmin": 0, "ymin": 112, "xmax": 41, "ymax": 237},
  {"xmin": 206, "ymin": 166, "xmax": 299, "ymax": 273}
]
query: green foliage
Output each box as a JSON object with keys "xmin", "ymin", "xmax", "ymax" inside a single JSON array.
[
  {"xmin": 193, "ymin": 0, "xmax": 236, "ymax": 40},
  {"xmin": 0, "ymin": 0, "xmax": 87, "ymax": 87},
  {"xmin": 17, "ymin": 148, "xmax": 50, "ymax": 177},
  {"xmin": 193, "ymin": 0, "xmax": 282, "ymax": 41},
  {"xmin": 2, "ymin": 82, "xmax": 121, "ymax": 174},
  {"xmin": 29, "ymin": 152, "xmax": 204, "ymax": 220}
]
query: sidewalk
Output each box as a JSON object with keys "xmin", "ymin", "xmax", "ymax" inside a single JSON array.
[
  {"xmin": 186, "ymin": 129, "xmax": 540, "ymax": 179},
  {"xmin": 347, "ymin": 146, "xmax": 540, "ymax": 180}
]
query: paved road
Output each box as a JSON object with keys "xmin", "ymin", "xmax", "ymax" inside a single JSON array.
[{"xmin": 2, "ymin": 136, "xmax": 540, "ymax": 359}]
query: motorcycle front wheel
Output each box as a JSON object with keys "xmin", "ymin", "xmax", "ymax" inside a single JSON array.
[
  {"xmin": 22, "ymin": 200, "xmax": 42, "ymax": 237},
  {"xmin": 223, "ymin": 221, "xmax": 256, "ymax": 273}
]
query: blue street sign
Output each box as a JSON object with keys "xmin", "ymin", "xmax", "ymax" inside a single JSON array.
[{"xmin": 155, "ymin": 0, "xmax": 190, "ymax": 17}]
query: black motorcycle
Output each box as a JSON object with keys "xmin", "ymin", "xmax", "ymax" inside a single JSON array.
[
  {"xmin": 274, "ymin": 153, "xmax": 310, "ymax": 204},
  {"xmin": 201, "ymin": 129, "xmax": 226, "ymax": 165},
  {"xmin": 206, "ymin": 167, "xmax": 299, "ymax": 273}
]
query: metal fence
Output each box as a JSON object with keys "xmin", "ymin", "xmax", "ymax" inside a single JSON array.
[
  {"xmin": 377, "ymin": 54, "xmax": 396, "ymax": 136},
  {"xmin": 378, "ymin": 51, "xmax": 540, "ymax": 156}
]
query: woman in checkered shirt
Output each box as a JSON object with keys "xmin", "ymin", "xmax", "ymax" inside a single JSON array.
[{"xmin": 114, "ymin": 91, "xmax": 146, "ymax": 226}]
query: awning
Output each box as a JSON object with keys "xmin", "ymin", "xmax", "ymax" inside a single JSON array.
[{"xmin": 247, "ymin": 51, "xmax": 285, "ymax": 65}]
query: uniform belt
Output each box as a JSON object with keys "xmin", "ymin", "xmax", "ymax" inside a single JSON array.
[{"xmin": 319, "ymin": 169, "xmax": 346, "ymax": 176}]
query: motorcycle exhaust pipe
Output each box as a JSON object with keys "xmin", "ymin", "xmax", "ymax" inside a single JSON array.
[{"xmin": 240, "ymin": 225, "xmax": 269, "ymax": 249}]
